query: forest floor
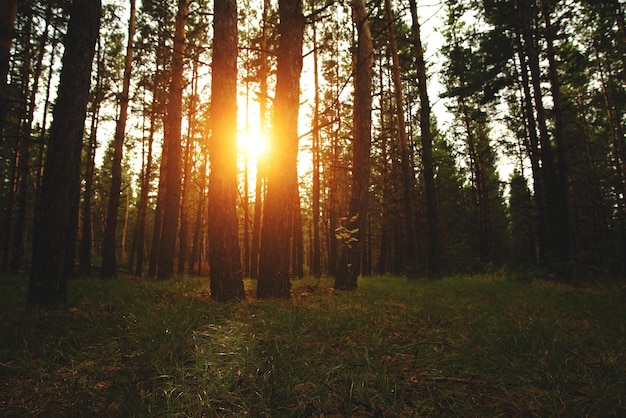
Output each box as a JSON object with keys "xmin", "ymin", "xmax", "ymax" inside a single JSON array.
[{"xmin": 0, "ymin": 273, "xmax": 624, "ymax": 417}]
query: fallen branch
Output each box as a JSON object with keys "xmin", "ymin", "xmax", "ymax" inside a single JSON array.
[{"xmin": 410, "ymin": 374, "xmax": 486, "ymax": 385}]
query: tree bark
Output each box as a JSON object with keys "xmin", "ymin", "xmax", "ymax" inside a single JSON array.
[
  {"xmin": 257, "ymin": 0, "xmax": 304, "ymax": 298},
  {"xmin": 250, "ymin": 0, "xmax": 270, "ymax": 280},
  {"xmin": 157, "ymin": 0, "xmax": 188, "ymax": 279},
  {"xmin": 28, "ymin": 0, "xmax": 100, "ymax": 306},
  {"xmin": 409, "ymin": 0, "xmax": 439, "ymax": 277},
  {"xmin": 311, "ymin": 18, "xmax": 321, "ymax": 277},
  {"xmin": 208, "ymin": 0, "xmax": 245, "ymax": 301},
  {"xmin": 101, "ymin": 0, "xmax": 136, "ymax": 278},
  {"xmin": 178, "ymin": 57, "xmax": 198, "ymax": 274},
  {"xmin": 334, "ymin": 0, "xmax": 373, "ymax": 290},
  {"xmin": 384, "ymin": 0, "xmax": 418, "ymax": 278},
  {"xmin": 80, "ymin": 34, "xmax": 103, "ymax": 276}
]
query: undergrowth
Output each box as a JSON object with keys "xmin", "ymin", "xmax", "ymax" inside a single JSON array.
[{"xmin": 0, "ymin": 274, "xmax": 624, "ymax": 416}]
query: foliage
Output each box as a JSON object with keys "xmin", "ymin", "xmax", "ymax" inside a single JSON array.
[{"xmin": 1, "ymin": 273, "xmax": 624, "ymax": 416}]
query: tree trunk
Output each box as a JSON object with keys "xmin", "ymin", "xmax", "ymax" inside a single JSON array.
[
  {"xmin": 189, "ymin": 154, "xmax": 207, "ymax": 275},
  {"xmin": 28, "ymin": 0, "xmax": 100, "ymax": 306},
  {"xmin": 311, "ymin": 19, "xmax": 321, "ymax": 277},
  {"xmin": 79, "ymin": 34, "xmax": 103, "ymax": 276},
  {"xmin": 334, "ymin": 0, "xmax": 373, "ymax": 290},
  {"xmin": 250, "ymin": 0, "xmax": 270, "ymax": 280},
  {"xmin": 257, "ymin": 0, "xmax": 305, "ymax": 299},
  {"xmin": 208, "ymin": 0, "xmax": 245, "ymax": 301},
  {"xmin": 520, "ymin": 9, "xmax": 562, "ymax": 268},
  {"xmin": 541, "ymin": 0, "xmax": 571, "ymax": 272},
  {"xmin": 409, "ymin": 0, "xmax": 439, "ymax": 277},
  {"xmin": 134, "ymin": 85, "xmax": 157, "ymax": 276},
  {"xmin": 157, "ymin": 0, "xmax": 188, "ymax": 279},
  {"xmin": 101, "ymin": 0, "xmax": 136, "ymax": 278},
  {"xmin": 178, "ymin": 58, "xmax": 198, "ymax": 274},
  {"xmin": 384, "ymin": 0, "xmax": 418, "ymax": 278},
  {"xmin": 514, "ymin": 37, "xmax": 547, "ymax": 264}
]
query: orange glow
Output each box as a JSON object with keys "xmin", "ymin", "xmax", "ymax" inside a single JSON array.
[{"xmin": 239, "ymin": 125, "xmax": 267, "ymax": 161}]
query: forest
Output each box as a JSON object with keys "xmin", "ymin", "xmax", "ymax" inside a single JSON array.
[
  {"xmin": 1, "ymin": 0, "xmax": 625, "ymax": 415},
  {"xmin": 1, "ymin": 0, "xmax": 625, "ymax": 304}
]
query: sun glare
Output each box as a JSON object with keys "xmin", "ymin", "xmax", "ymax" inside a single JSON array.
[{"xmin": 239, "ymin": 127, "xmax": 267, "ymax": 160}]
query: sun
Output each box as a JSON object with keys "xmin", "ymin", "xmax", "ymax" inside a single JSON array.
[{"xmin": 239, "ymin": 125, "xmax": 267, "ymax": 161}]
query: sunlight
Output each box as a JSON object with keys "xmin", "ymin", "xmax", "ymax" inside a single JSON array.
[{"xmin": 239, "ymin": 125, "xmax": 267, "ymax": 161}]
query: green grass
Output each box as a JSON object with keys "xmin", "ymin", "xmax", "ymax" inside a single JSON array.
[{"xmin": 1, "ymin": 273, "xmax": 624, "ymax": 416}]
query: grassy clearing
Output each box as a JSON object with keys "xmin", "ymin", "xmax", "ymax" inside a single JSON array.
[{"xmin": 0, "ymin": 274, "xmax": 624, "ymax": 417}]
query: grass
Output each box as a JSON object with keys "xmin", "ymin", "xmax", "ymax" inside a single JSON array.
[{"xmin": 0, "ymin": 273, "xmax": 624, "ymax": 417}]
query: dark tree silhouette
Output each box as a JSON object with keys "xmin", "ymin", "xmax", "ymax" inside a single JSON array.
[{"xmin": 27, "ymin": 0, "xmax": 101, "ymax": 306}]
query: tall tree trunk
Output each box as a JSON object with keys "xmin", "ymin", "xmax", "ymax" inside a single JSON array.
[
  {"xmin": 28, "ymin": 0, "xmax": 100, "ymax": 306},
  {"xmin": 541, "ymin": 0, "xmax": 571, "ymax": 272},
  {"xmin": 80, "ymin": 34, "xmax": 103, "ymax": 276},
  {"xmin": 134, "ymin": 85, "xmax": 157, "ymax": 276},
  {"xmin": 250, "ymin": 0, "xmax": 271, "ymax": 280},
  {"xmin": 311, "ymin": 19, "xmax": 321, "ymax": 277},
  {"xmin": 514, "ymin": 37, "xmax": 547, "ymax": 264},
  {"xmin": 520, "ymin": 8, "xmax": 562, "ymax": 268},
  {"xmin": 208, "ymin": 0, "xmax": 245, "ymax": 301},
  {"xmin": 101, "ymin": 0, "xmax": 136, "ymax": 278},
  {"xmin": 157, "ymin": 0, "xmax": 188, "ymax": 279},
  {"xmin": 334, "ymin": 0, "xmax": 373, "ymax": 290},
  {"xmin": 384, "ymin": 0, "xmax": 418, "ymax": 278},
  {"xmin": 409, "ymin": 0, "xmax": 439, "ymax": 277},
  {"xmin": 178, "ymin": 57, "xmax": 198, "ymax": 274},
  {"xmin": 257, "ymin": 0, "xmax": 305, "ymax": 299},
  {"xmin": 327, "ymin": 104, "xmax": 341, "ymax": 276}
]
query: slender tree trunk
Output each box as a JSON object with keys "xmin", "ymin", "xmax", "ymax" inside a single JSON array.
[
  {"xmin": 243, "ymin": 82, "xmax": 251, "ymax": 277},
  {"xmin": 541, "ymin": 0, "xmax": 571, "ymax": 271},
  {"xmin": 384, "ymin": 0, "xmax": 418, "ymax": 278},
  {"xmin": 514, "ymin": 39, "xmax": 547, "ymax": 264},
  {"xmin": 520, "ymin": 10, "xmax": 561, "ymax": 268},
  {"xmin": 178, "ymin": 58, "xmax": 198, "ymax": 275},
  {"xmin": 328, "ymin": 107, "xmax": 341, "ymax": 276},
  {"xmin": 378, "ymin": 56, "xmax": 391, "ymax": 275},
  {"xmin": 28, "ymin": 0, "xmax": 100, "ymax": 306},
  {"xmin": 135, "ymin": 86, "xmax": 157, "ymax": 276},
  {"xmin": 190, "ymin": 154, "xmax": 207, "ymax": 274},
  {"xmin": 409, "ymin": 0, "xmax": 439, "ymax": 277},
  {"xmin": 157, "ymin": 0, "xmax": 188, "ymax": 279},
  {"xmin": 79, "ymin": 35, "xmax": 103, "ymax": 276},
  {"xmin": 311, "ymin": 19, "xmax": 321, "ymax": 277},
  {"xmin": 250, "ymin": 0, "xmax": 270, "ymax": 280},
  {"xmin": 101, "ymin": 0, "xmax": 136, "ymax": 278},
  {"xmin": 257, "ymin": 0, "xmax": 305, "ymax": 298},
  {"xmin": 334, "ymin": 0, "xmax": 373, "ymax": 290}
]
